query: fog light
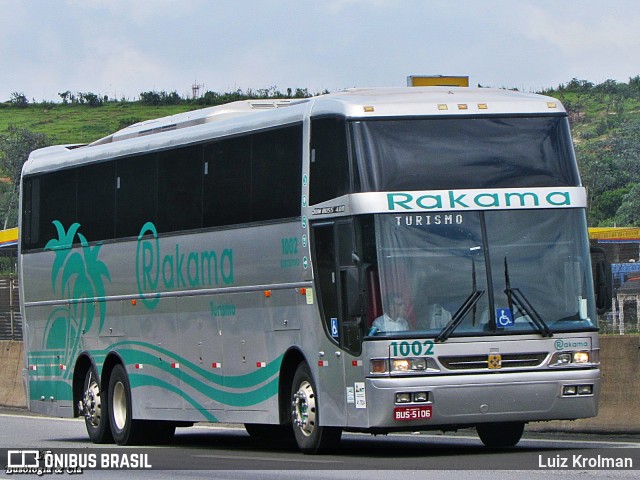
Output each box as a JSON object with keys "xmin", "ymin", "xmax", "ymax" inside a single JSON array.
[
  {"xmin": 577, "ymin": 385, "xmax": 593, "ymax": 395},
  {"xmin": 396, "ymin": 392, "xmax": 411, "ymax": 403},
  {"xmin": 563, "ymin": 385, "xmax": 577, "ymax": 396},
  {"xmin": 412, "ymin": 392, "xmax": 428, "ymax": 402},
  {"xmin": 370, "ymin": 359, "xmax": 388, "ymax": 374}
]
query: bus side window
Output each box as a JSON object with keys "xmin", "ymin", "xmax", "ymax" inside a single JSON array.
[{"xmin": 309, "ymin": 116, "xmax": 350, "ymax": 205}]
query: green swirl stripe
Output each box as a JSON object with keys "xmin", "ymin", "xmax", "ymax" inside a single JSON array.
[
  {"xmin": 128, "ymin": 373, "xmax": 218, "ymax": 422},
  {"xmin": 107, "ymin": 340, "xmax": 283, "ymax": 389},
  {"xmin": 118, "ymin": 350, "xmax": 279, "ymax": 407}
]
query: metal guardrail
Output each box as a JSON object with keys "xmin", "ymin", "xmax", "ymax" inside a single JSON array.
[{"xmin": 0, "ymin": 276, "xmax": 21, "ymax": 341}]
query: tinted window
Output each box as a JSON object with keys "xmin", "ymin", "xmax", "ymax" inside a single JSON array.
[
  {"xmin": 116, "ymin": 153, "xmax": 157, "ymax": 238},
  {"xmin": 158, "ymin": 145, "xmax": 203, "ymax": 233},
  {"xmin": 310, "ymin": 117, "xmax": 350, "ymax": 205},
  {"xmin": 203, "ymin": 136, "xmax": 251, "ymax": 227},
  {"xmin": 352, "ymin": 116, "xmax": 580, "ymax": 191},
  {"xmin": 22, "ymin": 123, "xmax": 303, "ymax": 251},
  {"xmin": 78, "ymin": 161, "xmax": 115, "ymax": 242},
  {"xmin": 33, "ymin": 169, "xmax": 77, "ymax": 249},
  {"xmin": 251, "ymin": 126, "xmax": 302, "ymax": 221}
]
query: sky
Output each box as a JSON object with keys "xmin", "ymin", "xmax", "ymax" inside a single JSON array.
[{"xmin": 1, "ymin": 0, "xmax": 640, "ymax": 102}]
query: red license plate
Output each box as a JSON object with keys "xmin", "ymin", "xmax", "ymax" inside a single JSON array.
[{"xmin": 393, "ymin": 405, "xmax": 432, "ymax": 421}]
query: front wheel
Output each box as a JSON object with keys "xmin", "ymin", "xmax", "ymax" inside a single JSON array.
[
  {"xmin": 477, "ymin": 421, "xmax": 525, "ymax": 447},
  {"xmin": 107, "ymin": 364, "xmax": 146, "ymax": 445},
  {"xmin": 80, "ymin": 367, "xmax": 113, "ymax": 443},
  {"xmin": 290, "ymin": 363, "xmax": 341, "ymax": 454}
]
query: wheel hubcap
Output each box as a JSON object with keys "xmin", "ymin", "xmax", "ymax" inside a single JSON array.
[
  {"xmin": 292, "ymin": 380, "xmax": 316, "ymax": 437},
  {"xmin": 81, "ymin": 377, "xmax": 101, "ymax": 427},
  {"xmin": 112, "ymin": 381, "xmax": 127, "ymax": 431}
]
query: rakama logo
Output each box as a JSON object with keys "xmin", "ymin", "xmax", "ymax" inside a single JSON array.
[
  {"xmin": 555, "ymin": 339, "xmax": 589, "ymax": 350},
  {"xmin": 387, "ymin": 189, "xmax": 575, "ymax": 211},
  {"xmin": 136, "ymin": 222, "xmax": 234, "ymax": 308}
]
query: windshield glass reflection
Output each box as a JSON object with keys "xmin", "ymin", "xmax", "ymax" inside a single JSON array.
[{"xmin": 371, "ymin": 210, "xmax": 596, "ymax": 338}]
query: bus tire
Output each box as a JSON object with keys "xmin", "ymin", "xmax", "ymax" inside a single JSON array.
[
  {"xmin": 290, "ymin": 363, "xmax": 342, "ymax": 454},
  {"xmin": 477, "ymin": 421, "xmax": 525, "ymax": 447},
  {"xmin": 107, "ymin": 364, "xmax": 145, "ymax": 445},
  {"xmin": 81, "ymin": 367, "xmax": 113, "ymax": 444}
]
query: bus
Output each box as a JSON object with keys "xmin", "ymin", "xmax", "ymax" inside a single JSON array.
[{"xmin": 19, "ymin": 87, "xmax": 607, "ymax": 453}]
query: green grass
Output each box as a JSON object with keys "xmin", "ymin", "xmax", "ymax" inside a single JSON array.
[{"xmin": 0, "ymin": 102, "xmax": 198, "ymax": 145}]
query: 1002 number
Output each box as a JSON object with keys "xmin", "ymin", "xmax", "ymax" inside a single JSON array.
[{"xmin": 390, "ymin": 340, "xmax": 435, "ymax": 357}]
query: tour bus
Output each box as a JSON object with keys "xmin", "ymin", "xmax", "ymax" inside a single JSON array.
[{"xmin": 19, "ymin": 86, "xmax": 608, "ymax": 453}]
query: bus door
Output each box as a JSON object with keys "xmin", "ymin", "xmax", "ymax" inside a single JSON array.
[{"xmin": 311, "ymin": 220, "xmax": 364, "ymax": 425}]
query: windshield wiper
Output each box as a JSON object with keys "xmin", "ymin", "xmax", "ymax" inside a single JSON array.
[
  {"xmin": 503, "ymin": 257, "xmax": 553, "ymax": 337},
  {"xmin": 435, "ymin": 289, "xmax": 485, "ymax": 343}
]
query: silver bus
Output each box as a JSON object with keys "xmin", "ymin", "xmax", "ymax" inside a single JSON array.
[{"xmin": 19, "ymin": 87, "xmax": 606, "ymax": 453}]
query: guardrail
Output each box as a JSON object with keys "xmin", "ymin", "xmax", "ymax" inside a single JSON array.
[{"xmin": 0, "ymin": 276, "xmax": 21, "ymax": 341}]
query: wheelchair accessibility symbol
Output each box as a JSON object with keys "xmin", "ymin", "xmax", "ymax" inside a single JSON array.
[
  {"xmin": 330, "ymin": 318, "xmax": 339, "ymax": 338},
  {"xmin": 496, "ymin": 308, "xmax": 514, "ymax": 328}
]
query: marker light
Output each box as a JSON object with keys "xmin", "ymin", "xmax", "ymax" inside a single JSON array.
[{"xmin": 370, "ymin": 359, "xmax": 389, "ymax": 374}]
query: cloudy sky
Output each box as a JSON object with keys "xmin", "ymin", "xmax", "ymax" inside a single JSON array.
[{"xmin": 1, "ymin": 0, "xmax": 639, "ymax": 102}]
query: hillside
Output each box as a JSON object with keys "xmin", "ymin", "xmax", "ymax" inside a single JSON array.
[{"xmin": 2, "ymin": 79, "xmax": 640, "ymax": 228}]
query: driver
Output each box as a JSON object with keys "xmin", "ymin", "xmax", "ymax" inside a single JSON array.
[{"xmin": 372, "ymin": 295, "xmax": 409, "ymax": 332}]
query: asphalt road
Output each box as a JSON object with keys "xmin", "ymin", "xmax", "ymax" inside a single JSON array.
[{"xmin": 0, "ymin": 407, "xmax": 639, "ymax": 479}]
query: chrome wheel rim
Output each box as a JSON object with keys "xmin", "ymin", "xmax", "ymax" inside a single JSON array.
[
  {"xmin": 83, "ymin": 377, "xmax": 102, "ymax": 426},
  {"xmin": 112, "ymin": 381, "xmax": 127, "ymax": 431},
  {"xmin": 292, "ymin": 380, "xmax": 316, "ymax": 437}
]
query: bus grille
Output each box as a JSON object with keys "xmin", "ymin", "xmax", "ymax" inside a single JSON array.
[{"xmin": 438, "ymin": 353, "xmax": 548, "ymax": 370}]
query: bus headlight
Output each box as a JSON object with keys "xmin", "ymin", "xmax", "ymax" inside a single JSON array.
[
  {"xmin": 550, "ymin": 350, "xmax": 592, "ymax": 367},
  {"xmin": 572, "ymin": 351, "xmax": 590, "ymax": 364},
  {"xmin": 391, "ymin": 357, "xmax": 427, "ymax": 372}
]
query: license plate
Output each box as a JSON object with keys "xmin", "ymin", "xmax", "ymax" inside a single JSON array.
[{"xmin": 393, "ymin": 405, "xmax": 432, "ymax": 421}]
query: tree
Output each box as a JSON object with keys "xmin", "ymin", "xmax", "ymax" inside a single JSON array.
[
  {"xmin": 9, "ymin": 92, "xmax": 29, "ymax": 107},
  {"xmin": 615, "ymin": 183, "xmax": 640, "ymax": 226},
  {"xmin": 0, "ymin": 126, "xmax": 52, "ymax": 228}
]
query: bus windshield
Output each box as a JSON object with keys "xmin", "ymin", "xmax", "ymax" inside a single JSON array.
[
  {"xmin": 372, "ymin": 209, "xmax": 597, "ymax": 338},
  {"xmin": 351, "ymin": 116, "xmax": 580, "ymax": 191}
]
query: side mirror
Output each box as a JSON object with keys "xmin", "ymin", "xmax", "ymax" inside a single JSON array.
[{"xmin": 590, "ymin": 247, "xmax": 612, "ymax": 315}]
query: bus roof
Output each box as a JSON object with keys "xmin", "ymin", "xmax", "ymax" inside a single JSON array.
[{"xmin": 22, "ymin": 87, "xmax": 565, "ymax": 177}]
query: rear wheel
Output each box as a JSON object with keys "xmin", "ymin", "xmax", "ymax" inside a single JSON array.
[
  {"xmin": 80, "ymin": 367, "xmax": 113, "ymax": 443},
  {"xmin": 108, "ymin": 364, "xmax": 146, "ymax": 445},
  {"xmin": 290, "ymin": 363, "xmax": 341, "ymax": 454},
  {"xmin": 477, "ymin": 421, "xmax": 525, "ymax": 447}
]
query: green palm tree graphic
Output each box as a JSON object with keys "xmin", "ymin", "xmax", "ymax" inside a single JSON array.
[{"xmin": 43, "ymin": 221, "xmax": 111, "ymax": 379}]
